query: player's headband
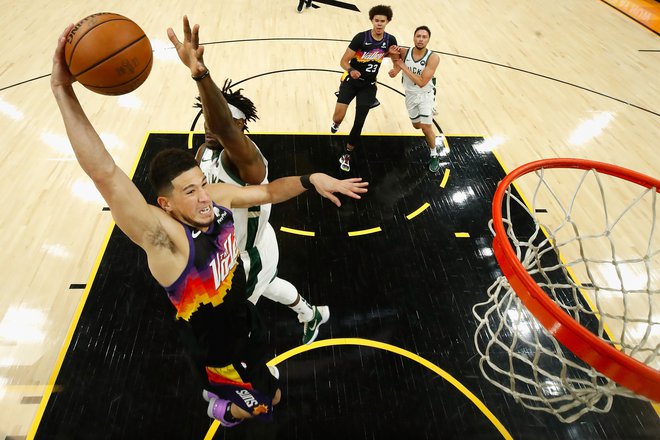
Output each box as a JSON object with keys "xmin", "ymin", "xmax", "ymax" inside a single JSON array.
[{"xmin": 228, "ymin": 103, "xmax": 246, "ymax": 120}]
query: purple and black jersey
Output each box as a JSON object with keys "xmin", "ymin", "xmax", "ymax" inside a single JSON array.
[{"xmin": 348, "ymin": 30, "xmax": 398, "ymax": 82}]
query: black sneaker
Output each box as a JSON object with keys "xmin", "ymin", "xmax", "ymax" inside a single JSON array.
[
  {"xmin": 369, "ymin": 98, "xmax": 380, "ymax": 109},
  {"xmin": 297, "ymin": 0, "xmax": 304, "ymax": 12},
  {"xmin": 305, "ymin": 0, "xmax": 313, "ymax": 8},
  {"xmin": 330, "ymin": 122, "xmax": 340, "ymax": 133}
]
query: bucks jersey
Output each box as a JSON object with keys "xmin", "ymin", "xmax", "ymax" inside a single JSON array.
[
  {"xmin": 199, "ymin": 143, "xmax": 279, "ymax": 303},
  {"xmin": 402, "ymin": 48, "xmax": 436, "ymax": 94},
  {"xmin": 348, "ymin": 30, "xmax": 398, "ymax": 82}
]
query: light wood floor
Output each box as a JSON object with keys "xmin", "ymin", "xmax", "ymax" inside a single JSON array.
[{"xmin": 0, "ymin": 0, "xmax": 658, "ymax": 437}]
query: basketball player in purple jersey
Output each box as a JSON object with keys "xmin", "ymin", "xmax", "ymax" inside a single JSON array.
[
  {"xmin": 51, "ymin": 18, "xmax": 368, "ymax": 428},
  {"xmin": 331, "ymin": 4, "xmax": 399, "ymax": 172}
]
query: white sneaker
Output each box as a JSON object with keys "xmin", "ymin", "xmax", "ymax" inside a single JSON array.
[{"xmin": 302, "ymin": 305, "xmax": 330, "ymax": 344}]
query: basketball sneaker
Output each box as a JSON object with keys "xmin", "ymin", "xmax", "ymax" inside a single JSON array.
[
  {"xmin": 369, "ymin": 98, "xmax": 380, "ymax": 109},
  {"xmin": 428, "ymin": 154, "xmax": 440, "ymax": 173},
  {"xmin": 331, "ymin": 122, "xmax": 340, "ymax": 133},
  {"xmin": 305, "ymin": 0, "xmax": 313, "ymax": 8},
  {"xmin": 297, "ymin": 0, "xmax": 304, "ymax": 12},
  {"xmin": 339, "ymin": 153, "xmax": 351, "ymax": 172},
  {"xmin": 207, "ymin": 397, "xmax": 243, "ymax": 427},
  {"xmin": 302, "ymin": 305, "xmax": 330, "ymax": 345}
]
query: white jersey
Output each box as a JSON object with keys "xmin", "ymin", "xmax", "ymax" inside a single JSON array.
[
  {"xmin": 402, "ymin": 48, "xmax": 435, "ymax": 94},
  {"xmin": 199, "ymin": 142, "xmax": 279, "ymax": 301}
]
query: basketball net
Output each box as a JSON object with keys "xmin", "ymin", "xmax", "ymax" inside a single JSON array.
[{"xmin": 473, "ymin": 160, "xmax": 659, "ymax": 423}]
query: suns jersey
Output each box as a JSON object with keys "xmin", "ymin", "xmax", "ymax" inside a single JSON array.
[
  {"xmin": 163, "ymin": 203, "xmax": 244, "ymax": 320},
  {"xmin": 163, "ymin": 203, "xmax": 251, "ymax": 365},
  {"xmin": 348, "ymin": 30, "xmax": 398, "ymax": 82},
  {"xmin": 199, "ymin": 143, "xmax": 279, "ymax": 301},
  {"xmin": 402, "ymin": 48, "xmax": 436, "ymax": 94}
]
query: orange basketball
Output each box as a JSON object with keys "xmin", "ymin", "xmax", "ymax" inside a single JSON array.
[{"xmin": 65, "ymin": 13, "xmax": 153, "ymax": 96}]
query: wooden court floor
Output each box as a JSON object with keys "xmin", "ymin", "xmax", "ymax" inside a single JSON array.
[{"xmin": 0, "ymin": 1, "xmax": 658, "ymax": 438}]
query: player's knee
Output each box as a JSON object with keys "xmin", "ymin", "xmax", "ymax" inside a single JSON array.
[{"xmin": 272, "ymin": 388, "xmax": 282, "ymax": 406}]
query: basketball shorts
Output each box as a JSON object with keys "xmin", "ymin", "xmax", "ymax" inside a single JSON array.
[
  {"xmin": 406, "ymin": 90, "xmax": 435, "ymax": 124},
  {"xmin": 205, "ymin": 304, "xmax": 279, "ymax": 421},
  {"xmin": 336, "ymin": 75, "xmax": 377, "ymax": 107},
  {"xmin": 244, "ymin": 224, "xmax": 279, "ymax": 304}
]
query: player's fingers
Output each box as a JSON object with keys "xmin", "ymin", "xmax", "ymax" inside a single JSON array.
[
  {"xmin": 55, "ymin": 24, "xmax": 73, "ymax": 58},
  {"xmin": 338, "ymin": 186, "xmax": 362, "ymax": 199},
  {"xmin": 192, "ymin": 24, "xmax": 200, "ymax": 48},
  {"xmin": 325, "ymin": 193, "xmax": 341, "ymax": 207},
  {"xmin": 166, "ymin": 28, "xmax": 181, "ymax": 46},
  {"xmin": 183, "ymin": 15, "xmax": 191, "ymax": 39}
]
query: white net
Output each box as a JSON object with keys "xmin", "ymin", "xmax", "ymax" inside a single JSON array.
[{"xmin": 473, "ymin": 165, "xmax": 659, "ymax": 423}]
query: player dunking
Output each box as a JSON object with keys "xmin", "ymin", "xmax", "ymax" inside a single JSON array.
[
  {"xmin": 192, "ymin": 83, "xmax": 330, "ymax": 345},
  {"xmin": 331, "ymin": 5, "xmax": 399, "ymax": 172},
  {"xmin": 51, "ymin": 16, "xmax": 368, "ymax": 428}
]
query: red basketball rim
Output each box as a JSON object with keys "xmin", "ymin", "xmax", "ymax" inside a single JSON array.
[{"xmin": 491, "ymin": 158, "xmax": 660, "ymax": 402}]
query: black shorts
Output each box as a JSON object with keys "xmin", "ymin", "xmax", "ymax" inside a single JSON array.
[
  {"xmin": 336, "ymin": 76, "xmax": 377, "ymax": 107},
  {"xmin": 204, "ymin": 303, "xmax": 279, "ymax": 420}
]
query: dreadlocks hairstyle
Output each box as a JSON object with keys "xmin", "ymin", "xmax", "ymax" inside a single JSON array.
[
  {"xmin": 193, "ymin": 79, "xmax": 259, "ymax": 131},
  {"xmin": 369, "ymin": 5, "xmax": 393, "ymax": 21},
  {"xmin": 148, "ymin": 148, "xmax": 199, "ymax": 196}
]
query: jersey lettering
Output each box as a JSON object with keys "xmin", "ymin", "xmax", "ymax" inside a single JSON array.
[{"xmin": 209, "ymin": 234, "xmax": 237, "ymax": 290}]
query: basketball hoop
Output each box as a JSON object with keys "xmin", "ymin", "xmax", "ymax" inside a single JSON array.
[{"xmin": 473, "ymin": 158, "xmax": 659, "ymax": 422}]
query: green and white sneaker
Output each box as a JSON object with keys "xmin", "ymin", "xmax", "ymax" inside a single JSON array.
[
  {"xmin": 428, "ymin": 154, "xmax": 440, "ymax": 173},
  {"xmin": 302, "ymin": 306, "xmax": 330, "ymax": 345}
]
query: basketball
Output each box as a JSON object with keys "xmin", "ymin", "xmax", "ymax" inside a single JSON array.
[{"xmin": 65, "ymin": 12, "xmax": 153, "ymax": 96}]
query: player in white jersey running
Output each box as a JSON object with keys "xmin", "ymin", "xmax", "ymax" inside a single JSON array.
[
  {"xmin": 190, "ymin": 82, "xmax": 330, "ymax": 346},
  {"xmin": 389, "ymin": 26, "xmax": 444, "ymax": 173}
]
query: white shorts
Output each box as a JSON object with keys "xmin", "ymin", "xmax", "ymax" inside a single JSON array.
[
  {"xmin": 243, "ymin": 224, "xmax": 280, "ymax": 304},
  {"xmin": 405, "ymin": 91, "xmax": 435, "ymax": 125}
]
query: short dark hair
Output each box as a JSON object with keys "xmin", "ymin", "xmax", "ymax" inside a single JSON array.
[
  {"xmin": 194, "ymin": 79, "xmax": 258, "ymax": 131},
  {"xmin": 148, "ymin": 148, "xmax": 199, "ymax": 196},
  {"xmin": 369, "ymin": 5, "xmax": 393, "ymax": 21},
  {"xmin": 414, "ymin": 25, "xmax": 431, "ymax": 37}
]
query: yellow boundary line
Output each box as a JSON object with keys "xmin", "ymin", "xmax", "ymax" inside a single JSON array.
[
  {"xmin": 280, "ymin": 226, "xmax": 315, "ymax": 237},
  {"xmin": 440, "ymin": 168, "xmax": 451, "ymax": 188},
  {"xmin": 204, "ymin": 338, "xmax": 513, "ymax": 440},
  {"xmin": 348, "ymin": 227, "xmax": 382, "ymax": 236},
  {"xmin": 26, "ymin": 132, "xmax": 151, "ymax": 439},
  {"xmin": 406, "ymin": 202, "xmax": 430, "ymax": 220}
]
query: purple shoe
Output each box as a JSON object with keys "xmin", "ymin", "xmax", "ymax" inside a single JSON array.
[
  {"xmin": 202, "ymin": 389, "xmax": 218, "ymax": 402},
  {"xmin": 207, "ymin": 397, "xmax": 243, "ymax": 427}
]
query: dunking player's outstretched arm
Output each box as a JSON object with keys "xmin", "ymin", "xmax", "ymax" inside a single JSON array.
[
  {"xmin": 208, "ymin": 173, "xmax": 369, "ymax": 209},
  {"xmin": 51, "ymin": 25, "xmax": 188, "ymax": 285},
  {"xmin": 167, "ymin": 16, "xmax": 265, "ymax": 184}
]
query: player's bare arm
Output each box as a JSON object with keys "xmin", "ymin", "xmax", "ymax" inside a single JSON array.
[
  {"xmin": 168, "ymin": 16, "xmax": 265, "ymax": 183},
  {"xmin": 388, "ymin": 47, "xmax": 408, "ymax": 77},
  {"xmin": 52, "ymin": 25, "xmax": 189, "ymax": 285},
  {"xmin": 395, "ymin": 52, "xmax": 439, "ymax": 87},
  {"xmin": 340, "ymin": 48, "xmax": 360, "ymax": 79},
  {"xmin": 208, "ymin": 174, "xmax": 368, "ymax": 209}
]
